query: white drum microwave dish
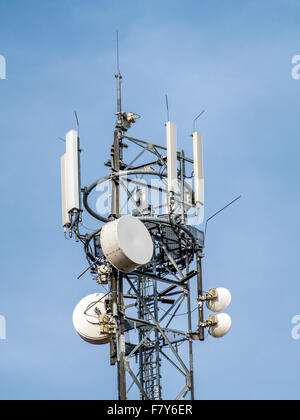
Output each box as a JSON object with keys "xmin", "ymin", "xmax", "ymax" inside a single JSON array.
[{"xmin": 100, "ymin": 215, "xmax": 153, "ymax": 273}]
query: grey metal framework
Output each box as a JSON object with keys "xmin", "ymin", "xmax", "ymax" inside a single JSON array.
[{"xmin": 67, "ymin": 70, "xmax": 207, "ymax": 400}]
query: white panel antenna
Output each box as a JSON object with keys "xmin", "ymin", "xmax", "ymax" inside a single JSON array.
[
  {"xmin": 193, "ymin": 132, "xmax": 204, "ymax": 207},
  {"xmin": 166, "ymin": 122, "xmax": 178, "ymax": 194},
  {"xmin": 60, "ymin": 153, "xmax": 70, "ymax": 228},
  {"xmin": 65, "ymin": 129, "xmax": 80, "ymax": 213}
]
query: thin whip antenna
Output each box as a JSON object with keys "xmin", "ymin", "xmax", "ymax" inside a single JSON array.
[
  {"xmin": 74, "ymin": 111, "xmax": 80, "ymax": 137},
  {"xmin": 77, "ymin": 258, "xmax": 102, "ymax": 280},
  {"xmin": 165, "ymin": 95, "xmax": 170, "ymax": 121},
  {"xmin": 116, "ymin": 30, "xmax": 120, "ymax": 75},
  {"xmin": 115, "ymin": 30, "xmax": 122, "ymax": 115},
  {"xmin": 193, "ymin": 110, "xmax": 205, "ymax": 133},
  {"xmin": 205, "ymin": 195, "xmax": 242, "ymax": 237}
]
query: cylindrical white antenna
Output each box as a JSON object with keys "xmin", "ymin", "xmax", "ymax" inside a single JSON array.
[
  {"xmin": 60, "ymin": 153, "xmax": 70, "ymax": 228},
  {"xmin": 65, "ymin": 129, "xmax": 80, "ymax": 214},
  {"xmin": 193, "ymin": 131, "xmax": 204, "ymax": 207},
  {"xmin": 166, "ymin": 121, "xmax": 178, "ymax": 194}
]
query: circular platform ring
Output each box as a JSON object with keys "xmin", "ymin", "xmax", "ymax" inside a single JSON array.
[
  {"xmin": 72, "ymin": 293, "xmax": 112, "ymax": 345},
  {"xmin": 100, "ymin": 215, "xmax": 154, "ymax": 273}
]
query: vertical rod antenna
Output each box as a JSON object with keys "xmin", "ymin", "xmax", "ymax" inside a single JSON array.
[
  {"xmin": 116, "ymin": 29, "xmax": 121, "ymax": 75},
  {"xmin": 116, "ymin": 30, "xmax": 122, "ymax": 116},
  {"xmin": 74, "ymin": 111, "xmax": 80, "ymax": 136},
  {"xmin": 74, "ymin": 111, "xmax": 82, "ymax": 213},
  {"xmin": 165, "ymin": 94, "xmax": 170, "ymax": 122}
]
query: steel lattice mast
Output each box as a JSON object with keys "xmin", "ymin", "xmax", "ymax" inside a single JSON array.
[{"xmin": 105, "ymin": 68, "xmax": 203, "ymax": 400}]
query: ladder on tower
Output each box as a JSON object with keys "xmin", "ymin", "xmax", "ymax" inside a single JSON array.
[{"xmin": 139, "ymin": 277, "xmax": 162, "ymax": 400}]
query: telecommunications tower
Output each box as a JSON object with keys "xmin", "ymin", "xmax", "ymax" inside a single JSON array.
[{"xmin": 60, "ymin": 44, "xmax": 233, "ymax": 400}]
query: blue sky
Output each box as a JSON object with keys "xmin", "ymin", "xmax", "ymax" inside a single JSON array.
[{"xmin": 1, "ymin": 0, "xmax": 300, "ymax": 400}]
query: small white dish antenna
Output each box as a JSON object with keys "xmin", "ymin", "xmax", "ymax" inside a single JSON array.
[
  {"xmin": 73, "ymin": 293, "xmax": 113, "ymax": 345},
  {"xmin": 100, "ymin": 215, "xmax": 153, "ymax": 273},
  {"xmin": 209, "ymin": 313, "xmax": 232, "ymax": 338},
  {"xmin": 206, "ymin": 288, "xmax": 232, "ymax": 313}
]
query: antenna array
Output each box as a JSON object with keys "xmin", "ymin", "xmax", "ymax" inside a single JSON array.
[{"xmin": 59, "ymin": 44, "xmax": 234, "ymax": 400}]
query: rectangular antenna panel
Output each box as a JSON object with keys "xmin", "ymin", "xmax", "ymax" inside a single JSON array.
[
  {"xmin": 61, "ymin": 153, "xmax": 70, "ymax": 227},
  {"xmin": 166, "ymin": 122, "xmax": 178, "ymax": 193},
  {"xmin": 193, "ymin": 132, "xmax": 204, "ymax": 206},
  {"xmin": 66, "ymin": 129, "xmax": 80, "ymax": 213}
]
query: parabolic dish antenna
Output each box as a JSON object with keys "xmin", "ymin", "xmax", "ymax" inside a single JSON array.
[
  {"xmin": 72, "ymin": 293, "xmax": 113, "ymax": 345},
  {"xmin": 209, "ymin": 313, "xmax": 232, "ymax": 338},
  {"xmin": 206, "ymin": 288, "xmax": 232, "ymax": 313},
  {"xmin": 100, "ymin": 215, "xmax": 153, "ymax": 273}
]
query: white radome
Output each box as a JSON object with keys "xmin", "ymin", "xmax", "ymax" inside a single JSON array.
[
  {"xmin": 206, "ymin": 287, "xmax": 232, "ymax": 313},
  {"xmin": 72, "ymin": 293, "xmax": 111, "ymax": 345},
  {"xmin": 193, "ymin": 131, "xmax": 204, "ymax": 206},
  {"xmin": 100, "ymin": 215, "xmax": 153, "ymax": 273},
  {"xmin": 209, "ymin": 313, "xmax": 232, "ymax": 338}
]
